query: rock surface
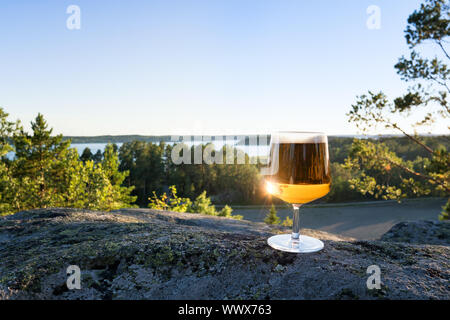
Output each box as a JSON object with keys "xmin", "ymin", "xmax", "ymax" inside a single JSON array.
[
  {"xmin": 380, "ymin": 220, "xmax": 450, "ymax": 246},
  {"xmin": 0, "ymin": 208, "xmax": 448, "ymax": 300}
]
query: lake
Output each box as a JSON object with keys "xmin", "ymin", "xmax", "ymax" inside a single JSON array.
[
  {"xmin": 228, "ymin": 198, "xmax": 447, "ymax": 240},
  {"xmin": 6, "ymin": 141, "xmax": 270, "ymax": 160}
]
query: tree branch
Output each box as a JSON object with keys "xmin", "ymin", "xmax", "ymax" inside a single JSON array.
[
  {"xmin": 389, "ymin": 122, "xmax": 434, "ymax": 154},
  {"xmin": 437, "ymin": 40, "xmax": 450, "ymax": 61},
  {"xmin": 429, "ymin": 76, "xmax": 450, "ymax": 94},
  {"xmin": 385, "ymin": 157, "xmax": 450, "ymax": 193}
]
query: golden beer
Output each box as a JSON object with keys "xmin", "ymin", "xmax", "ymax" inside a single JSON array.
[
  {"xmin": 265, "ymin": 132, "xmax": 330, "ymax": 253},
  {"xmin": 266, "ymin": 141, "xmax": 331, "ymax": 204},
  {"xmin": 266, "ymin": 181, "xmax": 330, "ymax": 204}
]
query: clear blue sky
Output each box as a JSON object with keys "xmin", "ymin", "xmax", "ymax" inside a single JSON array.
[{"xmin": 1, "ymin": 0, "xmax": 444, "ymax": 136}]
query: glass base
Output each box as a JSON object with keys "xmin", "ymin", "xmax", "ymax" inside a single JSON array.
[{"xmin": 267, "ymin": 234, "xmax": 324, "ymax": 253}]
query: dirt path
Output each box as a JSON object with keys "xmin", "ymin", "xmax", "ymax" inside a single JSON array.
[{"xmin": 232, "ymin": 198, "xmax": 447, "ymax": 240}]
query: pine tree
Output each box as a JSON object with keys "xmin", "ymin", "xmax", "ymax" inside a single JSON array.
[
  {"xmin": 346, "ymin": 0, "xmax": 450, "ymax": 219},
  {"xmin": 440, "ymin": 199, "xmax": 450, "ymax": 221},
  {"xmin": 0, "ymin": 108, "xmax": 19, "ymax": 158},
  {"xmin": 0, "ymin": 108, "xmax": 20, "ymax": 214},
  {"xmin": 93, "ymin": 150, "xmax": 103, "ymax": 163},
  {"xmin": 100, "ymin": 144, "xmax": 136, "ymax": 210},
  {"xmin": 80, "ymin": 147, "xmax": 93, "ymax": 162},
  {"xmin": 281, "ymin": 216, "xmax": 293, "ymax": 227},
  {"xmin": 13, "ymin": 113, "xmax": 71, "ymax": 209},
  {"xmin": 264, "ymin": 204, "xmax": 281, "ymax": 225},
  {"xmin": 0, "ymin": 111, "xmax": 137, "ymax": 214}
]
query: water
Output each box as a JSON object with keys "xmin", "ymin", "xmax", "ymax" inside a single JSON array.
[
  {"xmin": 72, "ymin": 141, "xmax": 269, "ymax": 158},
  {"xmin": 5, "ymin": 141, "xmax": 269, "ymax": 159},
  {"xmin": 5, "ymin": 143, "xmax": 123, "ymax": 160},
  {"xmin": 230, "ymin": 198, "xmax": 446, "ymax": 240},
  {"xmin": 72, "ymin": 143, "xmax": 123, "ymax": 155},
  {"xmin": 173, "ymin": 140, "xmax": 269, "ymax": 159}
]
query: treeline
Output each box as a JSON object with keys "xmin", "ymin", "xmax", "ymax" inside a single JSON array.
[
  {"xmin": 78, "ymin": 141, "xmax": 264, "ymax": 207},
  {"xmin": 327, "ymin": 136, "xmax": 449, "ymax": 202},
  {"xmin": 0, "ymin": 109, "xmax": 136, "ymax": 215},
  {"xmin": 64, "ymin": 135, "xmax": 172, "ymax": 144},
  {"xmin": 1, "ymin": 108, "xmax": 448, "ymax": 215},
  {"xmin": 78, "ymin": 136, "xmax": 449, "ymax": 206},
  {"xmin": 64, "ymin": 134, "xmax": 266, "ymax": 144},
  {"xmin": 327, "ymin": 136, "xmax": 449, "ymax": 163}
]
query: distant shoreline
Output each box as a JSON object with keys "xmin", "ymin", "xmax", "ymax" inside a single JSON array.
[{"xmin": 63, "ymin": 134, "xmax": 450, "ymax": 144}]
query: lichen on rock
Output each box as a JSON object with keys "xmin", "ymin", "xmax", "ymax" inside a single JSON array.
[{"xmin": 0, "ymin": 208, "xmax": 448, "ymax": 299}]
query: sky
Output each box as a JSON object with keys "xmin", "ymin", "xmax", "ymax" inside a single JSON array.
[{"xmin": 0, "ymin": 0, "xmax": 447, "ymax": 136}]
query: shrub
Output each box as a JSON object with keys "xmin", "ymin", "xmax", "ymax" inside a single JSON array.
[
  {"xmin": 281, "ymin": 216, "xmax": 293, "ymax": 227},
  {"xmin": 264, "ymin": 204, "xmax": 281, "ymax": 225},
  {"xmin": 149, "ymin": 185, "xmax": 242, "ymax": 220}
]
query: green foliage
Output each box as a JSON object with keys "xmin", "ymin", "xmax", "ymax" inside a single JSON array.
[
  {"xmin": 12, "ymin": 113, "xmax": 72, "ymax": 209},
  {"xmin": 264, "ymin": 204, "xmax": 281, "ymax": 225},
  {"xmin": 404, "ymin": 0, "xmax": 449, "ymax": 47},
  {"xmin": 108, "ymin": 135, "xmax": 449, "ymax": 207},
  {"xmin": 120, "ymin": 142, "xmax": 264, "ymax": 206},
  {"xmin": 189, "ymin": 191, "xmax": 218, "ymax": 216},
  {"xmin": 80, "ymin": 147, "xmax": 93, "ymax": 162},
  {"xmin": 218, "ymin": 205, "xmax": 242, "ymax": 220},
  {"xmin": 0, "ymin": 109, "xmax": 136, "ymax": 215},
  {"xmin": 342, "ymin": 139, "xmax": 445, "ymax": 201},
  {"xmin": 93, "ymin": 150, "xmax": 103, "ymax": 163},
  {"xmin": 148, "ymin": 185, "xmax": 192, "ymax": 212},
  {"xmin": 439, "ymin": 198, "xmax": 450, "ymax": 220},
  {"xmin": 281, "ymin": 216, "xmax": 293, "ymax": 227},
  {"xmin": 119, "ymin": 141, "xmax": 166, "ymax": 206},
  {"xmin": 325, "ymin": 162, "xmax": 367, "ymax": 202},
  {"xmin": 0, "ymin": 108, "xmax": 20, "ymax": 214},
  {"xmin": 346, "ymin": 0, "xmax": 450, "ymax": 219},
  {"xmin": 0, "ymin": 108, "xmax": 19, "ymax": 158},
  {"xmin": 148, "ymin": 185, "xmax": 242, "ymax": 219}
]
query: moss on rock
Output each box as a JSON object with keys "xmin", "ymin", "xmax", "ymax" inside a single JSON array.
[{"xmin": 0, "ymin": 208, "xmax": 448, "ymax": 299}]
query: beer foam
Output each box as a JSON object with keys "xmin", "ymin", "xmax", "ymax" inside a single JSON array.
[{"xmin": 274, "ymin": 132, "xmax": 327, "ymax": 144}]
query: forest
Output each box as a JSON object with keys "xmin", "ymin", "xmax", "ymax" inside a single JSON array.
[
  {"xmin": 85, "ymin": 134, "xmax": 449, "ymax": 206},
  {"xmin": 1, "ymin": 107, "xmax": 448, "ymax": 216},
  {"xmin": 0, "ymin": 108, "xmax": 265, "ymax": 215}
]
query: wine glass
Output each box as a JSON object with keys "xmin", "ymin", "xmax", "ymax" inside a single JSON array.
[{"xmin": 264, "ymin": 131, "xmax": 331, "ymax": 253}]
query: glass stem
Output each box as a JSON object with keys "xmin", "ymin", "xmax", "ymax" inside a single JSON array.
[{"xmin": 291, "ymin": 204, "xmax": 302, "ymax": 240}]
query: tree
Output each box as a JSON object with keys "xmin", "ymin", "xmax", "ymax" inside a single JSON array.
[
  {"xmin": 165, "ymin": 144, "xmax": 263, "ymax": 205},
  {"xmin": 0, "ymin": 110, "xmax": 137, "ymax": 214},
  {"xmin": 325, "ymin": 162, "xmax": 366, "ymax": 202},
  {"xmin": 80, "ymin": 147, "xmax": 93, "ymax": 162},
  {"xmin": 218, "ymin": 205, "xmax": 233, "ymax": 217},
  {"xmin": 99, "ymin": 144, "xmax": 137, "ymax": 210},
  {"xmin": 0, "ymin": 108, "xmax": 20, "ymax": 158},
  {"xmin": 346, "ymin": 0, "xmax": 450, "ymax": 219},
  {"xmin": 148, "ymin": 185, "xmax": 242, "ymax": 219},
  {"xmin": 119, "ymin": 141, "xmax": 165, "ymax": 206},
  {"xmin": 0, "ymin": 108, "xmax": 20, "ymax": 214},
  {"xmin": 188, "ymin": 191, "xmax": 218, "ymax": 216},
  {"xmin": 214, "ymin": 145, "xmax": 262, "ymax": 204},
  {"xmin": 13, "ymin": 113, "xmax": 72, "ymax": 209},
  {"xmin": 93, "ymin": 150, "xmax": 103, "ymax": 163},
  {"xmin": 264, "ymin": 204, "xmax": 281, "ymax": 225},
  {"xmin": 281, "ymin": 216, "xmax": 293, "ymax": 227}
]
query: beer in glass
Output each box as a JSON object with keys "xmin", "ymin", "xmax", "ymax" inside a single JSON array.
[{"xmin": 265, "ymin": 132, "xmax": 331, "ymax": 253}]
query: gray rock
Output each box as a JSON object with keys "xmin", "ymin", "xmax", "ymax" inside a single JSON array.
[
  {"xmin": 380, "ymin": 220, "xmax": 450, "ymax": 246},
  {"xmin": 0, "ymin": 208, "xmax": 448, "ymax": 300}
]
